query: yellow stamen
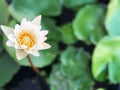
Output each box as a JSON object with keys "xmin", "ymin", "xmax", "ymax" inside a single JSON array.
[{"xmin": 17, "ymin": 31, "xmax": 35, "ymax": 49}]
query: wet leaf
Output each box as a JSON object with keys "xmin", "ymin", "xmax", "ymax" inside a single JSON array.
[
  {"xmin": 50, "ymin": 47, "xmax": 94, "ymax": 90},
  {"xmin": 60, "ymin": 23, "xmax": 78, "ymax": 45},
  {"xmin": 105, "ymin": 0, "xmax": 120, "ymax": 36},
  {"xmin": 9, "ymin": 0, "xmax": 62, "ymax": 22},
  {"xmin": 41, "ymin": 17, "xmax": 61, "ymax": 42},
  {"xmin": 60, "ymin": 47, "xmax": 90, "ymax": 79},
  {"xmin": 50, "ymin": 64, "xmax": 94, "ymax": 90},
  {"xmin": 73, "ymin": 5, "xmax": 106, "ymax": 45},
  {"xmin": 60, "ymin": 0, "xmax": 97, "ymax": 8},
  {"xmin": 0, "ymin": 0, "xmax": 9, "ymax": 25},
  {"xmin": 92, "ymin": 36, "xmax": 120, "ymax": 83},
  {"xmin": 0, "ymin": 52, "xmax": 20, "ymax": 87}
]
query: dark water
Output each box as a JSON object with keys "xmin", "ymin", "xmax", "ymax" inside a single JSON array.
[{"xmin": 5, "ymin": 66, "xmax": 50, "ymax": 90}]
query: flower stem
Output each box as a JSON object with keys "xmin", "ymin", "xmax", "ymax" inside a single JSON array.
[{"xmin": 27, "ymin": 55, "xmax": 40, "ymax": 75}]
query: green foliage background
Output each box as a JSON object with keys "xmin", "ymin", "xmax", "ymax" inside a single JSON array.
[{"xmin": 0, "ymin": 0, "xmax": 120, "ymax": 89}]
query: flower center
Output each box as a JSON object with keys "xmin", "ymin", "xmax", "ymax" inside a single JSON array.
[{"xmin": 17, "ymin": 31, "xmax": 36, "ymax": 49}]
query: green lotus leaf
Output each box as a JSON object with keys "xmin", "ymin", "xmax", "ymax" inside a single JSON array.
[
  {"xmin": 105, "ymin": 0, "xmax": 120, "ymax": 36},
  {"xmin": 60, "ymin": 0, "xmax": 96, "ymax": 8},
  {"xmin": 73, "ymin": 5, "xmax": 106, "ymax": 45},
  {"xmin": 9, "ymin": 0, "xmax": 62, "ymax": 22},
  {"xmin": 0, "ymin": 0, "xmax": 9, "ymax": 25},
  {"xmin": 92, "ymin": 36, "xmax": 120, "ymax": 83},
  {"xmin": 0, "ymin": 52, "xmax": 20, "ymax": 87}
]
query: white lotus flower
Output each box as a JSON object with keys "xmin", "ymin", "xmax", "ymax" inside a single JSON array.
[{"xmin": 1, "ymin": 15, "xmax": 51, "ymax": 60}]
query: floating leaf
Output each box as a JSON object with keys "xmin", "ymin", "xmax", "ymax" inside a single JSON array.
[
  {"xmin": 0, "ymin": 0, "xmax": 9, "ymax": 25},
  {"xmin": 105, "ymin": 0, "xmax": 120, "ymax": 36},
  {"xmin": 9, "ymin": 0, "xmax": 62, "ymax": 22},
  {"xmin": 73, "ymin": 5, "xmax": 106, "ymax": 45},
  {"xmin": 0, "ymin": 35, "xmax": 3, "ymax": 55},
  {"xmin": 50, "ymin": 47, "xmax": 94, "ymax": 90},
  {"xmin": 97, "ymin": 88, "xmax": 106, "ymax": 90},
  {"xmin": 41, "ymin": 17, "xmax": 61, "ymax": 42},
  {"xmin": 60, "ymin": 47, "xmax": 90, "ymax": 79},
  {"xmin": 0, "ymin": 52, "xmax": 20, "ymax": 87},
  {"xmin": 92, "ymin": 36, "xmax": 120, "ymax": 83},
  {"xmin": 50, "ymin": 64, "xmax": 94, "ymax": 90},
  {"xmin": 8, "ymin": 19, "xmax": 18, "ymax": 27},
  {"xmin": 60, "ymin": 0, "xmax": 97, "ymax": 8},
  {"xmin": 60, "ymin": 23, "xmax": 78, "ymax": 45}
]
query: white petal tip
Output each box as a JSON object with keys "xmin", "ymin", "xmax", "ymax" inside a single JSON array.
[
  {"xmin": 1, "ymin": 25, "xmax": 3, "ymax": 28},
  {"xmin": 16, "ymin": 49, "xmax": 28, "ymax": 60},
  {"xmin": 17, "ymin": 58, "xmax": 22, "ymax": 61},
  {"xmin": 0, "ymin": 25, "xmax": 14, "ymax": 37},
  {"xmin": 41, "ymin": 30, "xmax": 49, "ymax": 36},
  {"xmin": 21, "ymin": 18, "xmax": 27, "ymax": 21},
  {"xmin": 43, "ymin": 43, "xmax": 51, "ymax": 49},
  {"xmin": 37, "ymin": 15, "xmax": 42, "ymax": 18},
  {"xmin": 35, "ymin": 54, "xmax": 40, "ymax": 57},
  {"xmin": 32, "ymin": 15, "xmax": 42, "ymax": 25},
  {"xmin": 6, "ymin": 40, "xmax": 14, "ymax": 47},
  {"xmin": 32, "ymin": 50, "xmax": 40, "ymax": 56},
  {"xmin": 1, "ymin": 25, "xmax": 5, "ymax": 30},
  {"xmin": 35, "ymin": 15, "xmax": 42, "ymax": 20},
  {"xmin": 16, "ymin": 55, "xmax": 23, "ymax": 60},
  {"xmin": 47, "ymin": 45, "xmax": 51, "ymax": 49}
]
